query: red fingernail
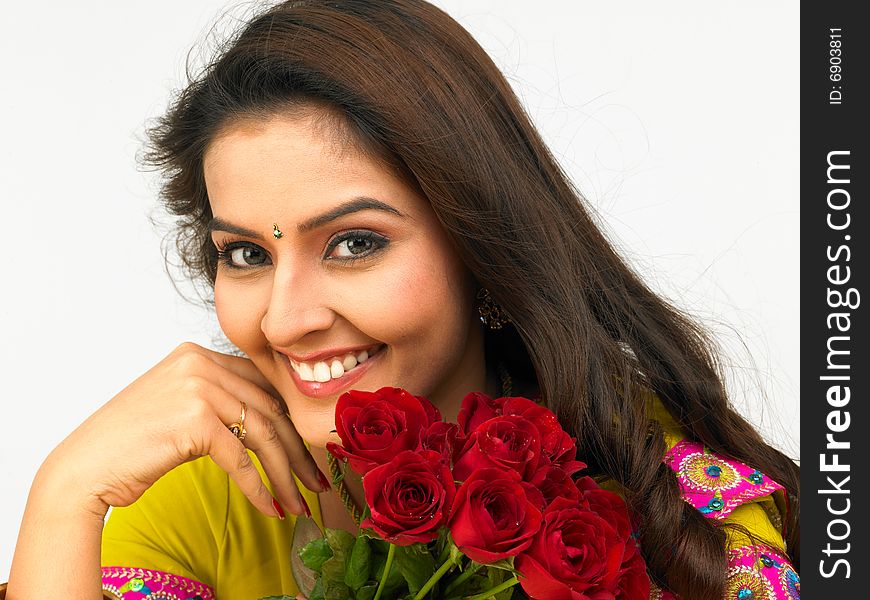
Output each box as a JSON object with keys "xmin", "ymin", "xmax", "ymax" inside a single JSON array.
[
  {"xmin": 272, "ymin": 497, "xmax": 285, "ymax": 520},
  {"xmin": 317, "ymin": 469, "xmax": 332, "ymax": 491},
  {"xmin": 301, "ymin": 495, "xmax": 312, "ymax": 518}
]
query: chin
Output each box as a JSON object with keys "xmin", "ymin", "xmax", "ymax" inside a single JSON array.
[
  {"xmin": 289, "ymin": 402, "xmax": 341, "ymax": 450},
  {"xmin": 310, "ymin": 426, "xmax": 339, "ymax": 448}
]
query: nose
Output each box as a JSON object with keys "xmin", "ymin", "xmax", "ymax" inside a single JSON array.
[{"xmin": 260, "ymin": 261, "xmax": 336, "ymax": 349}]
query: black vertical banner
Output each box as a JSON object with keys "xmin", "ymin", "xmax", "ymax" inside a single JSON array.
[{"xmin": 802, "ymin": 3, "xmax": 869, "ymax": 596}]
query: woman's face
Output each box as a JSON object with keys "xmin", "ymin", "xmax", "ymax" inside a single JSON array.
[{"xmin": 204, "ymin": 111, "xmax": 487, "ymax": 447}]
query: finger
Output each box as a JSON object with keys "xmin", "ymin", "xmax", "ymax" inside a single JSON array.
[
  {"xmin": 199, "ymin": 347, "xmax": 282, "ymax": 399},
  {"xmin": 207, "ymin": 420, "xmax": 283, "ymax": 520},
  {"xmin": 207, "ymin": 384, "xmax": 310, "ymax": 517},
  {"xmin": 277, "ymin": 410, "xmax": 331, "ymax": 495},
  {"xmin": 168, "ymin": 345, "xmax": 325, "ymax": 495},
  {"xmin": 197, "ymin": 356, "xmax": 325, "ymax": 495}
]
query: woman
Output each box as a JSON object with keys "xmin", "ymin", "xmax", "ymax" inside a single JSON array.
[{"xmin": 3, "ymin": 1, "xmax": 799, "ymax": 598}]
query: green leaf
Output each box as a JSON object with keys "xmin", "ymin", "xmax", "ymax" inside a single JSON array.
[
  {"xmin": 441, "ymin": 560, "xmax": 481, "ymax": 597},
  {"xmin": 393, "ymin": 544, "xmax": 436, "ymax": 595},
  {"xmin": 477, "ymin": 567, "xmax": 522, "ymax": 600},
  {"xmin": 344, "ymin": 535, "xmax": 372, "ymax": 590},
  {"xmin": 487, "ymin": 565, "xmax": 506, "ymax": 583},
  {"xmin": 324, "ymin": 580, "xmax": 352, "ymax": 600},
  {"xmin": 321, "ymin": 555, "xmax": 346, "ymax": 585},
  {"xmin": 309, "ymin": 578, "xmax": 326, "ymax": 600},
  {"xmin": 368, "ymin": 536, "xmax": 389, "ymax": 549},
  {"xmin": 496, "ymin": 584, "xmax": 519, "ymax": 600},
  {"xmin": 355, "ymin": 583, "xmax": 379, "ymax": 600},
  {"xmin": 299, "ymin": 538, "xmax": 334, "ymax": 572},
  {"xmin": 320, "ymin": 528, "xmax": 357, "ymax": 586},
  {"xmin": 372, "ymin": 549, "xmax": 406, "ymax": 594},
  {"xmin": 292, "ymin": 517, "xmax": 328, "ymax": 598},
  {"xmin": 325, "ymin": 528, "xmax": 357, "ymax": 556},
  {"xmin": 486, "ymin": 557, "xmax": 519, "ymax": 576}
]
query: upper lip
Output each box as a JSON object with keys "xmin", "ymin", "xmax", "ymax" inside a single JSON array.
[{"xmin": 275, "ymin": 343, "xmax": 383, "ymax": 364}]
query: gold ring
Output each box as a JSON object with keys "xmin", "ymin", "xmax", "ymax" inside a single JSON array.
[{"xmin": 228, "ymin": 401, "xmax": 247, "ymax": 441}]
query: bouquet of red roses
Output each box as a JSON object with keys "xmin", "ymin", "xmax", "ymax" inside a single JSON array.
[{"xmin": 264, "ymin": 387, "xmax": 649, "ymax": 600}]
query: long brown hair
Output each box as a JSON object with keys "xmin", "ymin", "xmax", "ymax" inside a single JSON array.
[{"xmin": 144, "ymin": 1, "xmax": 799, "ymax": 597}]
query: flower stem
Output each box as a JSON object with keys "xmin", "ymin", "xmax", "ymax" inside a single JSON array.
[
  {"xmin": 437, "ymin": 541, "xmax": 451, "ymax": 565},
  {"xmin": 412, "ymin": 555, "xmax": 455, "ymax": 600},
  {"xmin": 372, "ymin": 544, "xmax": 396, "ymax": 600},
  {"xmin": 461, "ymin": 576, "xmax": 519, "ymax": 600},
  {"xmin": 441, "ymin": 560, "xmax": 481, "ymax": 597}
]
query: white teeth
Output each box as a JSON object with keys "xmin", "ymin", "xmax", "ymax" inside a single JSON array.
[
  {"xmin": 297, "ymin": 362, "xmax": 315, "ymax": 382},
  {"xmin": 330, "ymin": 359, "xmax": 345, "ymax": 378},
  {"xmin": 313, "ymin": 362, "xmax": 331, "ymax": 382},
  {"xmin": 289, "ymin": 345, "xmax": 382, "ymax": 383},
  {"xmin": 342, "ymin": 354, "xmax": 358, "ymax": 370}
]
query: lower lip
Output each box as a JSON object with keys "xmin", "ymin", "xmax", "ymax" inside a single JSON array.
[{"xmin": 282, "ymin": 347, "xmax": 385, "ymax": 399}]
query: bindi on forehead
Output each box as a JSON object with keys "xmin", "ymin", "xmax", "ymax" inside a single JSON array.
[{"xmin": 207, "ymin": 196, "xmax": 407, "ymax": 241}]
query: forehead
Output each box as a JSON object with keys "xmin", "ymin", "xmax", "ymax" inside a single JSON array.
[
  {"xmin": 205, "ymin": 101, "xmax": 403, "ymax": 175},
  {"xmin": 202, "ymin": 111, "xmax": 424, "ymax": 224},
  {"xmin": 205, "ymin": 109, "xmax": 362, "ymax": 176}
]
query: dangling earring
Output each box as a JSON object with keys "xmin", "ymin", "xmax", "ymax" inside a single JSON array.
[{"xmin": 476, "ymin": 287, "xmax": 512, "ymax": 330}]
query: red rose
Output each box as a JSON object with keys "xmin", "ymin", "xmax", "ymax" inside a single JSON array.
[
  {"xmin": 327, "ymin": 387, "xmax": 441, "ymax": 475},
  {"xmin": 448, "ymin": 468, "xmax": 543, "ymax": 564},
  {"xmin": 453, "ymin": 415, "xmax": 543, "ymax": 482},
  {"xmin": 457, "ymin": 391, "xmax": 505, "ymax": 435},
  {"xmin": 360, "ymin": 450, "xmax": 455, "ymax": 546},
  {"xmin": 417, "ymin": 389, "xmax": 443, "ymax": 424},
  {"xmin": 575, "ymin": 477, "xmax": 632, "ymax": 539},
  {"xmin": 501, "ymin": 397, "xmax": 579, "ymax": 467},
  {"xmin": 421, "ymin": 421, "xmax": 460, "ymax": 464},
  {"xmin": 575, "ymin": 477, "xmax": 649, "ymax": 598},
  {"xmin": 615, "ymin": 544, "xmax": 650, "ymax": 600},
  {"xmin": 515, "ymin": 496, "xmax": 649, "ymax": 600},
  {"xmin": 529, "ymin": 463, "xmax": 581, "ymax": 509}
]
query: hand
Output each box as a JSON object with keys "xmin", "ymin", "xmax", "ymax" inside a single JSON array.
[{"xmin": 41, "ymin": 342, "xmax": 324, "ymax": 519}]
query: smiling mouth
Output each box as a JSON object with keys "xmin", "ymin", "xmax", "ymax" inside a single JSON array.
[{"xmin": 288, "ymin": 344, "xmax": 386, "ymax": 383}]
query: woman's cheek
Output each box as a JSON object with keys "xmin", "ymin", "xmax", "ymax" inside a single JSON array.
[
  {"xmin": 335, "ymin": 256, "xmax": 417, "ymax": 325},
  {"xmin": 214, "ymin": 281, "xmax": 264, "ymax": 352}
]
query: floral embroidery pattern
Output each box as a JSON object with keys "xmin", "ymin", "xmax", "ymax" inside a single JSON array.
[
  {"xmin": 648, "ymin": 442, "xmax": 799, "ymax": 599},
  {"xmin": 665, "ymin": 439, "xmax": 784, "ymax": 519},
  {"xmin": 101, "ymin": 566, "xmax": 215, "ymax": 600},
  {"xmin": 680, "ymin": 451, "xmax": 741, "ymax": 492},
  {"xmin": 725, "ymin": 545, "xmax": 800, "ymax": 599},
  {"xmin": 649, "ymin": 546, "xmax": 799, "ymax": 599},
  {"xmin": 725, "ymin": 565, "xmax": 776, "ymax": 599}
]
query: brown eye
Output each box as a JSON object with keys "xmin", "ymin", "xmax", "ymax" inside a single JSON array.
[
  {"xmin": 217, "ymin": 242, "xmax": 271, "ymax": 269},
  {"xmin": 337, "ymin": 237, "xmax": 373, "ymax": 256},
  {"xmin": 325, "ymin": 231, "xmax": 389, "ymax": 261},
  {"xmin": 231, "ymin": 246, "xmax": 268, "ymax": 265}
]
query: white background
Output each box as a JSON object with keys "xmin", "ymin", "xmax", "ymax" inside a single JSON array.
[{"xmin": 0, "ymin": 1, "xmax": 799, "ymax": 579}]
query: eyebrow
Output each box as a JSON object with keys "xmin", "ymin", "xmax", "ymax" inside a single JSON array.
[{"xmin": 207, "ymin": 196, "xmax": 406, "ymax": 239}]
